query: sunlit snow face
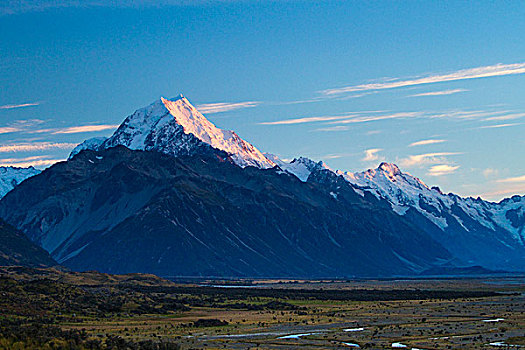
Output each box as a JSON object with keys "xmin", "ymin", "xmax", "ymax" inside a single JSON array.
[{"xmin": 70, "ymin": 96, "xmax": 276, "ymax": 170}]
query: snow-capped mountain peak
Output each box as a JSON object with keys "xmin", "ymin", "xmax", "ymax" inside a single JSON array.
[
  {"xmin": 341, "ymin": 162, "xmax": 524, "ymax": 247},
  {"xmin": 159, "ymin": 96, "xmax": 274, "ymax": 168},
  {"xmin": 0, "ymin": 166, "xmax": 41, "ymax": 198},
  {"xmin": 70, "ymin": 95, "xmax": 275, "ymax": 169},
  {"xmin": 69, "ymin": 137, "xmax": 107, "ymax": 159},
  {"xmin": 344, "ymin": 162, "xmax": 430, "ymax": 192},
  {"xmin": 378, "ymin": 162, "xmax": 402, "ymax": 178},
  {"xmin": 267, "ymin": 155, "xmax": 331, "ymax": 182},
  {"xmin": 65, "ymin": 95, "xmax": 524, "ymax": 256},
  {"xmin": 341, "ymin": 163, "xmax": 451, "ymax": 222}
]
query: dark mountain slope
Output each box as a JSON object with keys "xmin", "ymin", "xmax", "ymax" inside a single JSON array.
[
  {"xmin": 337, "ymin": 163, "xmax": 525, "ymax": 271},
  {"xmin": 0, "ymin": 219, "xmax": 56, "ymax": 267},
  {"xmin": 0, "ymin": 146, "xmax": 452, "ymax": 277}
]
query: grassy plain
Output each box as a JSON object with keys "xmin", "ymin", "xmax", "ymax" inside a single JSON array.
[{"xmin": 0, "ymin": 267, "xmax": 523, "ymax": 349}]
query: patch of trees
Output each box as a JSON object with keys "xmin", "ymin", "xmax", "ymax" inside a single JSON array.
[
  {"xmin": 0, "ymin": 277, "xmax": 189, "ymax": 318},
  {"xmin": 216, "ymin": 300, "xmax": 301, "ymax": 310},
  {"xmin": 191, "ymin": 319, "xmax": 228, "ymax": 328},
  {"xmin": 0, "ymin": 319, "xmax": 181, "ymax": 349},
  {"xmin": 125, "ymin": 284, "xmax": 503, "ymax": 302}
]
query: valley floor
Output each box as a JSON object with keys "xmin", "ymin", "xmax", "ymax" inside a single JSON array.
[{"xmin": 0, "ymin": 268, "xmax": 524, "ymax": 349}]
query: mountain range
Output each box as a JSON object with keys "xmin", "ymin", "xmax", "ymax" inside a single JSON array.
[{"xmin": 0, "ymin": 95, "xmax": 523, "ymax": 276}]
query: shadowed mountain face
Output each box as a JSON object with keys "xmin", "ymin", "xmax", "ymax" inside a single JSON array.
[
  {"xmin": 0, "ymin": 146, "xmax": 452, "ymax": 277},
  {"xmin": 338, "ymin": 163, "xmax": 525, "ymax": 271},
  {"xmin": 66, "ymin": 96, "xmax": 525, "ymax": 273},
  {"xmin": 0, "ymin": 219, "xmax": 56, "ymax": 267},
  {"xmin": 278, "ymin": 157, "xmax": 525, "ymax": 271},
  {"xmin": 0, "ymin": 95, "xmax": 522, "ymax": 277}
]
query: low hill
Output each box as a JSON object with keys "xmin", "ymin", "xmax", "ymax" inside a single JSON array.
[{"xmin": 0, "ymin": 219, "xmax": 56, "ymax": 267}]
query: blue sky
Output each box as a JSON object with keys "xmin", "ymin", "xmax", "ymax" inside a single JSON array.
[{"xmin": 1, "ymin": 0, "xmax": 524, "ymax": 201}]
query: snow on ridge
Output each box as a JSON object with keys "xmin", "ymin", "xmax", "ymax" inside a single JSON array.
[
  {"xmin": 271, "ymin": 156, "xmax": 331, "ymax": 182},
  {"xmin": 160, "ymin": 96, "xmax": 274, "ymax": 168},
  {"xmin": 341, "ymin": 163, "xmax": 524, "ymax": 242},
  {"xmin": 69, "ymin": 137, "xmax": 107, "ymax": 160},
  {"xmin": 338, "ymin": 163, "xmax": 452, "ymax": 229},
  {"xmin": 269, "ymin": 156, "xmax": 523, "ymax": 244},
  {"xmin": 0, "ymin": 166, "xmax": 41, "ymax": 198},
  {"xmin": 64, "ymin": 94, "xmax": 523, "ymax": 242},
  {"xmin": 341, "ymin": 163, "xmax": 470, "ymax": 229},
  {"xmin": 69, "ymin": 95, "xmax": 275, "ymax": 169},
  {"xmin": 341, "ymin": 163, "xmax": 432, "ymax": 202}
]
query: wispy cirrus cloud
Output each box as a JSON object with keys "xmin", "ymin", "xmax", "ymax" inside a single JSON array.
[
  {"xmin": 267, "ymin": 97, "xmax": 325, "ymax": 106},
  {"xmin": 426, "ymin": 109, "xmax": 511, "ymax": 119},
  {"xmin": 399, "ymin": 152, "xmax": 461, "ymax": 167},
  {"xmin": 329, "ymin": 112, "xmax": 421, "ymax": 125},
  {"xmin": 269, "ymin": 92, "xmax": 376, "ymax": 107},
  {"xmin": 0, "ymin": 120, "xmax": 116, "ymax": 135},
  {"xmin": 0, "ymin": 102, "xmax": 40, "ymax": 110},
  {"xmin": 51, "ymin": 124, "xmax": 119, "ymax": 134},
  {"xmin": 408, "ymin": 89, "xmax": 467, "ymax": 97},
  {"xmin": 260, "ymin": 107, "xmax": 525, "ymax": 131},
  {"xmin": 28, "ymin": 124, "xmax": 119, "ymax": 134},
  {"xmin": 321, "ymin": 153, "xmax": 346, "ymax": 160},
  {"xmin": 479, "ymin": 123, "xmax": 522, "ymax": 129},
  {"xmin": 0, "ymin": 155, "xmax": 63, "ymax": 168},
  {"xmin": 335, "ymin": 91, "xmax": 377, "ymax": 100},
  {"xmin": 196, "ymin": 101, "xmax": 260, "ymax": 114},
  {"xmin": 0, "ymin": 127, "xmax": 23, "ymax": 134},
  {"xmin": 314, "ymin": 125, "xmax": 349, "ymax": 132},
  {"xmin": 482, "ymin": 168, "xmax": 499, "ymax": 179},
  {"xmin": 496, "ymin": 174, "xmax": 525, "ymax": 183},
  {"xmin": 0, "ymin": 119, "xmax": 46, "ymax": 134},
  {"xmin": 428, "ymin": 164, "xmax": 459, "ymax": 176},
  {"xmin": 478, "ymin": 184, "xmax": 525, "ymax": 201},
  {"xmin": 9, "ymin": 119, "xmax": 46, "ymax": 127},
  {"xmin": 484, "ymin": 112, "xmax": 525, "ymax": 121},
  {"xmin": 362, "ymin": 148, "xmax": 383, "ymax": 162},
  {"xmin": 409, "ymin": 139, "xmax": 446, "ymax": 147},
  {"xmin": 475, "ymin": 174, "xmax": 525, "ymax": 200},
  {"xmin": 320, "ymin": 63, "xmax": 525, "ymax": 95},
  {"xmin": 259, "ymin": 114, "xmax": 359, "ymax": 125},
  {"xmin": 260, "ymin": 109, "xmax": 490, "ymax": 127},
  {"xmin": 0, "ymin": 142, "xmax": 76, "ymax": 153}
]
